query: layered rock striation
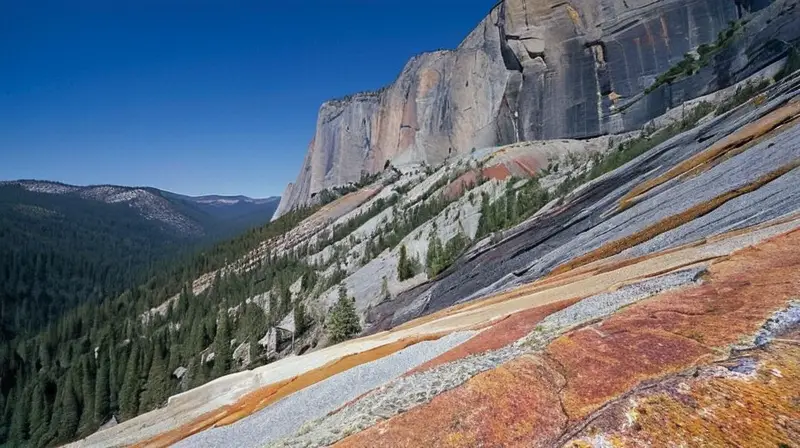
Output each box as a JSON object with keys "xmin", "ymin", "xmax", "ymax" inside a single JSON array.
[{"xmin": 275, "ymin": 0, "xmax": 800, "ymax": 217}]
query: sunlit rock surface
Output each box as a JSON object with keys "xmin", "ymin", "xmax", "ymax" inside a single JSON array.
[{"xmin": 275, "ymin": 0, "xmax": 800, "ymax": 216}]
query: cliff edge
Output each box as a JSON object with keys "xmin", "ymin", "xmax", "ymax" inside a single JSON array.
[{"xmin": 275, "ymin": 0, "xmax": 795, "ymax": 218}]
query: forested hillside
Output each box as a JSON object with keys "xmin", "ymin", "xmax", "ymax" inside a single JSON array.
[
  {"xmin": 0, "ymin": 205, "xmax": 314, "ymax": 447},
  {"xmin": 0, "ymin": 182, "xmax": 279, "ymax": 338},
  {"xmin": 0, "ymin": 180, "xmax": 289, "ymax": 447},
  {"xmin": 0, "ymin": 184, "xmax": 186, "ymax": 337}
]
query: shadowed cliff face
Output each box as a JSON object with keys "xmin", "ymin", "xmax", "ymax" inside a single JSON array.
[{"xmin": 275, "ymin": 0, "xmax": 798, "ymax": 217}]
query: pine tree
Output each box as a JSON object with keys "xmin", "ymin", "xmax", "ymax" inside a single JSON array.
[
  {"xmin": 182, "ymin": 357, "xmax": 197, "ymax": 391},
  {"xmin": 380, "ymin": 276, "xmax": 390, "ymax": 301},
  {"xmin": 240, "ymin": 303, "xmax": 267, "ymax": 351},
  {"xmin": 211, "ymin": 312, "xmax": 232, "ymax": 378},
  {"xmin": 268, "ymin": 292, "xmax": 279, "ymax": 325},
  {"xmin": 119, "ymin": 344, "xmax": 141, "ymax": 420},
  {"xmin": 477, "ymin": 192, "xmax": 492, "ymax": 238},
  {"xmin": 505, "ymin": 184, "xmax": 518, "ymax": 224},
  {"xmin": 29, "ymin": 382, "xmax": 48, "ymax": 443},
  {"xmin": 426, "ymin": 235, "xmax": 445, "ymax": 277},
  {"xmin": 140, "ymin": 341, "xmax": 154, "ymax": 385},
  {"xmin": 186, "ymin": 315, "xmax": 203, "ymax": 357},
  {"xmin": 140, "ymin": 342, "xmax": 170, "ymax": 412},
  {"xmin": 110, "ymin": 343, "xmax": 123, "ymax": 410},
  {"xmin": 59, "ymin": 376, "xmax": 79, "ymax": 441},
  {"xmin": 94, "ymin": 355, "xmax": 110, "ymax": 424},
  {"xmin": 191, "ymin": 358, "xmax": 210, "ymax": 389},
  {"xmin": 294, "ymin": 302, "xmax": 307, "ymax": 337},
  {"xmin": 45, "ymin": 378, "xmax": 64, "ymax": 444},
  {"xmin": 279, "ymin": 284, "xmax": 291, "ymax": 318},
  {"xmin": 78, "ymin": 356, "xmax": 95, "ymax": 434},
  {"xmin": 301, "ymin": 270, "xmax": 317, "ymax": 291},
  {"xmin": 8, "ymin": 386, "xmax": 28, "ymax": 443},
  {"xmin": 327, "ymin": 285, "xmax": 361, "ymax": 344},
  {"xmin": 397, "ymin": 245, "xmax": 416, "ymax": 281},
  {"xmin": 0, "ymin": 388, "xmax": 6, "ymax": 442},
  {"xmin": 167, "ymin": 341, "xmax": 182, "ymax": 375},
  {"xmin": 397, "ymin": 244, "xmax": 408, "ymax": 280},
  {"xmin": 211, "ymin": 271, "xmax": 222, "ymax": 297}
]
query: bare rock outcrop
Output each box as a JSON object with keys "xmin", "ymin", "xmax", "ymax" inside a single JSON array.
[{"xmin": 275, "ymin": 0, "xmax": 800, "ymax": 217}]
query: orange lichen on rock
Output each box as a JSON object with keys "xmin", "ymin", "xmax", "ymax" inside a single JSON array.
[
  {"xmin": 479, "ymin": 153, "xmax": 545, "ymax": 181},
  {"xmin": 135, "ymin": 333, "xmax": 447, "ymax": 448},
  {"xmin": 552, "ymin": 159, "xmax": 800, "ymax": 276},
  {"xmin": 388, "ymin": 268, "xmax": 590, "ymax": 335},
  {"xmin": 443, "ymin": 170, "xmax": 478, "ymax": 200},
  {"xmin": 566, "ymin": 4, "xmax": 583, "ymax": 28},
  {"xmin": 392, "ymin": 231, "xmax": 723, "ymax": 337},
  {"xmin": 566, "ymin": 341, "xmax": 800, "ymax": 447},
  {"xmin": 313, "ymin": 184, "xmax": 382, "ymax": 222},
  {"xmin": 338, "ymin": 355, "xmax": 568, "ymax": 448},
  {"xmin": 548, "ymin": 326, "xmax": 712, "ymax": 421},
  {"xmin": 482, "ymin": 163, "xmax": 512, "ymax": 181},
  {"xmin": 336, "ymin": 229, "xmax": 800, "ymax": 448},
  {"xmin": 618, "ymin": 100, "xmax": 800, "ymax": 211},
  {"xmin": 512, "ymin": 156, "xmax": 541, "ymax": 177},
  {"xmin": 407, "ymin": 298, "xmax": 581, "ymax": 375},
  {"xmin": 552, "ymin": 228, "xmax": 800, "ymax": 419}
]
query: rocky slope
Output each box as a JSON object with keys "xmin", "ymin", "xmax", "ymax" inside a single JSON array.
[
  {"xmin": 69, "ymin": 44, "xmax": 800, "ymax": 446},
  {"xmin": 275, "ymin": 0, "xmax": 800, "ymax": 217}
]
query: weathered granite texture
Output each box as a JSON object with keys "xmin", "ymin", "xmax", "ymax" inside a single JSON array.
[
  {"xmin": 275, "ymin": 0, "xmax": 800, "ymax": 217},
  {"xmin": 365, "ymin": 66, "xmax": 800, "ymax": 333}
]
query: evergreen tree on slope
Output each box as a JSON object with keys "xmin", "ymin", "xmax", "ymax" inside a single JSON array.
[{"xmin": 327, "ymin": 285, "xmax": 361, "ymax": 344}]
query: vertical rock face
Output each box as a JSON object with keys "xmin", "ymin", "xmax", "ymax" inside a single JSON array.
[
  {"xmin": 275, "ymin": 0, "xmax": 796, "ymax": 218},
  {"xmin": 274, "ymin": 12, "xmax": 511, "ymax": 218}
]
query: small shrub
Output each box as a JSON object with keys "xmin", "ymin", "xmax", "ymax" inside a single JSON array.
[
  {"xmin": 715, "ymin": 79, "xmax": 770, "ymax": 116},
  {"xmin": 645, "ymin": 20, "xmax": 743, "ymax": 94},
  {"xmin": 775, "ymin": 45, "xmax": 800, "ymax": 81}
]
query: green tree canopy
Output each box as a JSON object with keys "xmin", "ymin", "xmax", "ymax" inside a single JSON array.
[{"xmin": 327, "ymin": 286, "xmax": 361, "ymax": 344}]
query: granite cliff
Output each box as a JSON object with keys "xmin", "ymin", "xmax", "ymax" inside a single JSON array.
[{"xmin": 275, "ymin": 0, "xmax": 798, "ymax": 217}]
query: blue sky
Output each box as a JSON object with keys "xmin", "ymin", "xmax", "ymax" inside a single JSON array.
[{"xmin": 0, "ymin": 1, "xmax": 491, "ymax": 197}]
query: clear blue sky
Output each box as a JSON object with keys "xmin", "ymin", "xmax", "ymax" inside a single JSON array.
[{"xmin": 0, "ymin": 0, "xmax": 491, "ymax": 197}]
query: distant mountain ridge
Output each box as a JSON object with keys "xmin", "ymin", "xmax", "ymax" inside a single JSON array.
[
  {"xmin": 0, "ymin": 178, "xmax": 280, "ymax": 337},
  {"xmin": 1, "ymin": 179, "xmax": 280, "ymax": 237},
  {"xmin": 178, "ymin": 194, "xmax": 278, "ymax": 205}
]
